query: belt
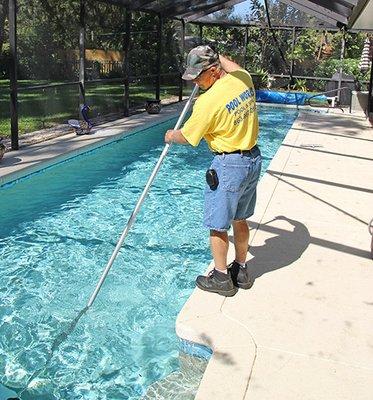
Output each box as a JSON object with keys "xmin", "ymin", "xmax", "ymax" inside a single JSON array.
[{"xmin": 213, "ymin": 145, "xmax": 259, "ymax": 156}]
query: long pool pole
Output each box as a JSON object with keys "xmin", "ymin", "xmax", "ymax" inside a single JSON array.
[{"xmin": 87, "ymin": 84, "xmax": 199, "ymax": 308}]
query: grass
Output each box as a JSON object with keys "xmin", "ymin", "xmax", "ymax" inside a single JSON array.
[{"xmin": 0, "ymin": 79, "xmax": 182, "ymax": 137}]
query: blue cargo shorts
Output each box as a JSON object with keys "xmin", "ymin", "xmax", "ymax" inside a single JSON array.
[{"xmin": 203, "ymin": 146, "xmax": 262, "ymax": 231}]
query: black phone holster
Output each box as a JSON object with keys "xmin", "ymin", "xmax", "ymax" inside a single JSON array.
[{"xmin": 206, "ymin": 169, "xmax": 219, "ymax": 190}]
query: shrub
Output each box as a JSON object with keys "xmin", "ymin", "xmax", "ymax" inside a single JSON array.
[
  {"xmin": 0, "ymin": 45, "xmax": 11, "ymax": 79},
  {"xmin": 291, "ymin": 78, "xmax": 307, "ymax": 92},
  {"xmin": 252, "ymin": 68, "xmax": 269, "ymax": 89},
  {"xmin": 314, "ymin": 58, "xmax": 369, "ymax": 81}
]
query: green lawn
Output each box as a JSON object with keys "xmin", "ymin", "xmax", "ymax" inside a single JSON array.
[{"xmin": 0, "ymin": 79, "xmax": 182, "ymax": 137}]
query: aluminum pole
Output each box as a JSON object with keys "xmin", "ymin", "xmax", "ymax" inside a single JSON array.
[
  {"xmin": 87, "ymin": 84, "xmax": 199, "ymax": 308},
  {"xmin": 79, "ymin": 0, "xmax": 86, "ymax": 107},
  {"xmin": 338, "ymin": 32, "xmax": 346, "ymax": 103},
  {"xmin": 123, "ymin": 8, "xmax": 131, "ymax": 117},
  {"xmin": 9, "ymin": 0, "xmax": 18, "ymax": 150}
]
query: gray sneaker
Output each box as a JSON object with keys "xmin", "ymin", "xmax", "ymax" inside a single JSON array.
[
  {"xmin": 195, "ymin": 268, "xmax": 238, "ymax": 297},
  {"xmin": 228, "ymin": 261, "xmax": 254, "ymax": 290}
]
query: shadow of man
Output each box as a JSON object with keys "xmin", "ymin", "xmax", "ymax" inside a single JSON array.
[{"xmin": 244, "ymin": 215, "xmax": 310, "ymax": 280}]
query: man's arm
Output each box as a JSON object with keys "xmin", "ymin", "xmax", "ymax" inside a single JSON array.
[
  {"xmin": 164, "ymin": 129, "xmax": 189, "ymax": 145},
  {"xmin": 219, "ymin": 54, "xmax": 242, "ymax": 73}
]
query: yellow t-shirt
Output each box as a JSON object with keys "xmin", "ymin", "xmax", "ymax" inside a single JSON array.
[{"xmin": 181, "ymin": 69, "xmax": 259, "ymax": 152}]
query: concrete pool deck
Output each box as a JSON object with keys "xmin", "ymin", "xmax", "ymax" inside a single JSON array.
[
  {"xmin": 177, "ymin": 110, "xmax": 373, "ymax": 399},
  {"xmin": 1, "ymin": 104, "xmax": 372, "ymax": 399}
]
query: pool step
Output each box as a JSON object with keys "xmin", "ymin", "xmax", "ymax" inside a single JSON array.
[
  {"xmin": 0, "ymin": 382, "xmax": 19, "ymax": 400},
  {"xmin": 142, "ymin": 352, "xmax": 208, "ymax": 399}
]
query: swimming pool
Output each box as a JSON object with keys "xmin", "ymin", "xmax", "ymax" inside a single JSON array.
[{"xmin": 0, "ymin": 106, "xmax": 298, "ymax": 399}]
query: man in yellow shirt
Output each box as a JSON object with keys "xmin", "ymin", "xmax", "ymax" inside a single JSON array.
[{"xmin": 165, "ymin": 45, "xmax": 261, "ymax": 297}]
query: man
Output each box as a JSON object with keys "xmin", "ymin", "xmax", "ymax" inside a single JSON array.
[{"xmin": 165, "ymin": 45, "xmax": 261, "ymax": 297}]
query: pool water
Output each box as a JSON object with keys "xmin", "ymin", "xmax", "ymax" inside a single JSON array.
[{"xmin": 0, "ymin": 106, "xmax": 298, "ymax": 399}]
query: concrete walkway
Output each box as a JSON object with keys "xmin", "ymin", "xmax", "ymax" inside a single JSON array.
[{"xmin": 176, "ymin": 110, "xmax": 373, "ymax": 400}]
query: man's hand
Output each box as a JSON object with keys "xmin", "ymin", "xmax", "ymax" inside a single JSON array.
[
  {"xmin": 164, "ymin": 129, "xmax": 189, "ymax": 144},
  {"xmin": 219, "ymin": 55, "xmax": 242, "ymax": 73},
  {"xmin": 164, "ymin": 129, "xmax": 174, "ymax": 143}
]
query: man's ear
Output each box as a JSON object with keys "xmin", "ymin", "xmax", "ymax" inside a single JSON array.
[{"xmin": 210, "ymin": 66, "xmax": 219, "ymax": 77}]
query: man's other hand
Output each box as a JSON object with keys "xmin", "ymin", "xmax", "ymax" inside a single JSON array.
[{"xmin": 164, "ymin": 129, "xmax": 189, "ymax": 144}]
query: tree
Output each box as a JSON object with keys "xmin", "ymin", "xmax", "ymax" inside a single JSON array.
[{"xmin": 0, "ymin": 0, "xmax": 8, "ymax": 55}]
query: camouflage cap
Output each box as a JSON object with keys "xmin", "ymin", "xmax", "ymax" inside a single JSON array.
[{"xmin": 182, "ymin": 45, "xmax": 219, "ymax": 80}]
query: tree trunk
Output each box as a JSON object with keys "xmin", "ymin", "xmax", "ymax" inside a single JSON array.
[{"xmin": 0, "ymin": 0, "xmax": 9, "ymax": 54}]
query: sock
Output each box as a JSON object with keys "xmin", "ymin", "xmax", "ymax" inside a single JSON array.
[
  {"xmin": 236, "ymin": 260, "xmax": 246, "ymax": 268},
  {"xmin": 214, "ymin": 268, "xmax": 228, "ymax": 276}
]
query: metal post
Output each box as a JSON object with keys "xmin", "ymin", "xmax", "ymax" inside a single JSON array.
[
  {"xmin": 179, "ymin": 19, "xmax": 185, "ymax": 102},
  {"xmin": 243, "ymin": 27, "xmax": 248, "ymax": 70},
  {"xmin": 338, "ymin": 32, "xmax": 346, "ymax": 103},
  {"xmin": 123, "ymin": 8, "xmax": 131, "ymax": 117},
  {"xmin": 79, "ymin": 0, "xmax": 86, "ymax": 107},
  {"xmin": 290, "ymin": 27, "xmax": 296, "ymax": 77},
  {"xmin": 9, "ymin": 0, "xmax": 18, "ymax": 150},
  {"xmin": 155, "ymin": 14, "xmax": 162, "ymax": 101},
  {"xmin": 368, "ymin": 54, "xmax": 373, "ymax": 122}
]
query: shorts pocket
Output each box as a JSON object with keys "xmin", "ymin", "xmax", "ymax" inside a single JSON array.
[{"xmin": 222, "ymin": 164, "xmax": 251, "ymax": 192}]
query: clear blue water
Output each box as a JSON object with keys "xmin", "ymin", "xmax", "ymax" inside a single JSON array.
[{"xmin": 0, "ymin": 106, "xmax": 298, "ymax": 400}]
